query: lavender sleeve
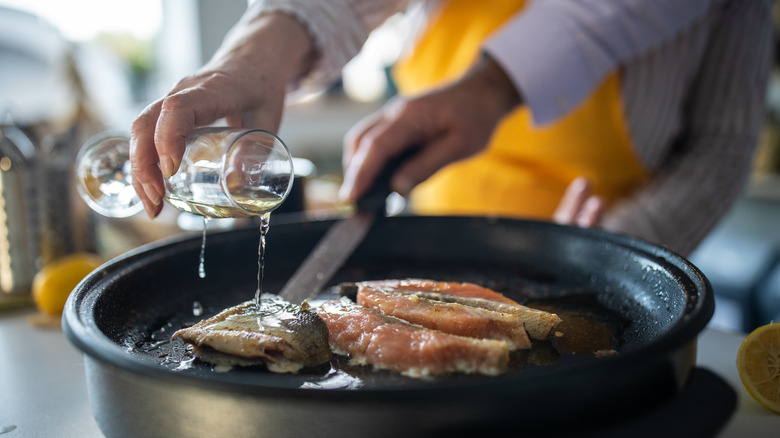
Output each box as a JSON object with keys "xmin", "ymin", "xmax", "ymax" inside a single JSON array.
[{"xmin": 482, "ymin": 0, "xmax": 722, "ymax": 126}]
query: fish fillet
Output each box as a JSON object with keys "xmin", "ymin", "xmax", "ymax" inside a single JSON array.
[
  {"xmin": 316, "ymin": 299, "xmax": 509, "ymax": 378},
  {"xmin": 357, "ymin": 286, "xmax": 532, "ymax": 350},
  {"xmin": 349, "ymin": 279, "xmax": 561, "ymax": 340},
  {"xmin": 172, "ymin": 295, "xmax": 330, "ymax": 373}
]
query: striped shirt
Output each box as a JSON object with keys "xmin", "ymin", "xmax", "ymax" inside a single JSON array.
[{"xmin": 247, "ymin": 0, "xmax": 774, "ymax": 255}]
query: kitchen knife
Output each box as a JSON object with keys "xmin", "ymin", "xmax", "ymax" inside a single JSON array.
[{"xmin": 278, "ymin": 150, "xmax": 413, "ymax": 304}]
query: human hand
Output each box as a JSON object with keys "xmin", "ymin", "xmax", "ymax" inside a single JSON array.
[
  {"xmin": 339, "ymin": 55, "xmax": 522, "ymax": 202},
  {"xmin": 553, "ymin": 177, "xmax": 606, "ymax": 227},
  {"xmin": 129, "ymin": 12, "xmax": 313, "ymax": 218}
]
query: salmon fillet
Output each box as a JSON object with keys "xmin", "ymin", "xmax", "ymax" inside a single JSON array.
[
  {"xmin": 357, "ymin": 286, "xmax": 532, "ymax": 350},
  {"xmin": 172, "ymin": 295, "xmax": 330, "ymax": 373},
  {"xmin": 350, "ymin": 279, "xmax": 561, "ymax": 340},
  {"xmin": 316, "ymin": 299, "xmax": 510, "ymax": 377}
]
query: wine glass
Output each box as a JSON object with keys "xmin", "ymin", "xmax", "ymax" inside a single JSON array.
[{"xmin": 76, "ymin": 127, "xmax": 294, "ymax": 218}]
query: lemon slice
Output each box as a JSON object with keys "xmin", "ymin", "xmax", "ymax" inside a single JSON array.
[
  {"xmin": 32, "ymin": 253, "xmax": 104, "ymax": 315},
  {"xmin": 737, "ymin": 322, "xmax": 780, "ymax": 413}
]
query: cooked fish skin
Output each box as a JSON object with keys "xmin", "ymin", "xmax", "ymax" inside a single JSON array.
[
  {"xmin": 316, "ymin": 299, "xmax": 510, "ymax": 378},
  {"xmin": 171, "ymin": 295, "xmax": 330, "ymax": 373},
  {"xmin": 349, "ymin": 279, "xmax": 562, "ymax": 340},
  {"xmin": 357, "ymin": 287, "xmax": 532, "ymax": 350},
  {"xmin": 404, "ymin": 291, "xmax": 561, "ymax": 340}
]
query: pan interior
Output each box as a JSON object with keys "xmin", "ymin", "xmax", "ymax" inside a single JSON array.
[{"xmin": 76, "ymin": 216, "xmax": 709, "ymax": 391}]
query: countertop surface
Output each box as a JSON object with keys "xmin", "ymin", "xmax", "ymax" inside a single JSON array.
[{"xmin": 1, "ymin": 307, "xmax": 779, "ymax": 437}]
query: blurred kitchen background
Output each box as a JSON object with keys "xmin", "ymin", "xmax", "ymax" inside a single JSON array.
[{"xmin": 1, "ymin": 0, "xmax": 779, "ymax": 333}]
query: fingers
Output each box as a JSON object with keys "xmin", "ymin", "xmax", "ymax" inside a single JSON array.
[
  {"xmin": 553, "ymin": 177, "xmax": 589, "ymax": 224},
  {"xmin": 343, "ymin": 110, "xmax": 384, "ymax": 172},
  {"xmin": 153, "ymin": 97, "xmax": 195, "ymax": 179},
  {"xmin": 130, "ymin": 83, "xmax": 213, "ymax": 218},
  {"xmin": 153, "ymin": 75, "xmax": 244, "ymax": 177},
  {"xmin": 340, "ymin": 97, "xmax": 443, "ymax": 201},
  {"xmin": 340, "ymin": 94, "xmax": 488, "ymax": 202},
  {"xmin": 130, "ymin": 100, "xmax": 165, "ymax": 218},
  {"xmin": 577, "ymin": 196, "xmax": 606, "ymax": 227},
  {"xmin": 553, "ymin": 177, "xmax": 605, "ymax": 227},
  {"xmin": 129, "ymin": 70, "xmax": 286, "ymax": 219},
  {"xmin": 339, "ymin": 55, "xmax": 517, "ymax": 205},
  {"xmin": 339, "ymin": 115, "xmax": 407, "ymax": 201},
  {"xmin": 340, "ymin": 127, "xmax": 475, "ymax": 202}
]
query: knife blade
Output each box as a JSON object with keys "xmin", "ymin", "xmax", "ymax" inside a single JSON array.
[{"xmin": 278, "ymin": 150, "xmax": 414, "ymax": 304}]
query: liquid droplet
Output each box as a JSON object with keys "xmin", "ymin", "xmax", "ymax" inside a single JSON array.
[
  {"xmin": 174, "ymin": 357, "xmax": 196, "ymax": 371},
  {"xmin": 193, "ymin": 301, "xmax": 203, "ymax": 316},
  {"xmin": 300, "ymin": 366, "xmax": 364, "ymax": 390}
]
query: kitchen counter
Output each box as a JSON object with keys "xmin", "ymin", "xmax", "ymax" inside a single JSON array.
[
  {"xmin": 1, "ymin": 308, "xmax": 778, "ymax": 437},
  {"xmin": 0, "ymin": 309, "xmax": 101, "ymax": 437}
]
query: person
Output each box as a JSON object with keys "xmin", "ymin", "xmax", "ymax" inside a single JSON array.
[{"xmin": 129, "ymin": 0, "xmax": 774, "ymax": 256}]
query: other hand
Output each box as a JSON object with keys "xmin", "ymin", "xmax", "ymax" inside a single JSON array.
[
  {"xmin": 553, "ymin": 177, "xmax": 606, "ymax": 227},
  {"xmin": 339, "ymin": 54, "xmax": 522, "ymax": 202}
]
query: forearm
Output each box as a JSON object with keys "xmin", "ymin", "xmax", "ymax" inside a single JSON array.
[
  {"xmin": 208, "ymin": 12, "xmax": 316, "ymax": 88},
  {"xmin": 462, "ymin": 53, "xmax": 523, "ymax": 118},
  {"xmin": 245, "ymin": 0, "xmax": 410, "ymax": 90}
]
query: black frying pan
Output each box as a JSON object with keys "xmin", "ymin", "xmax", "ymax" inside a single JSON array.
[{"xmin": 64, "ymin": 215, "xmax": 714, "ymax": 438}]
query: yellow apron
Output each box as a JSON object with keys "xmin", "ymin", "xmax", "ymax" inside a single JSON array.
[{"xmin": 393, "ymin": 0, "xmax": 648, "ymax": 219}]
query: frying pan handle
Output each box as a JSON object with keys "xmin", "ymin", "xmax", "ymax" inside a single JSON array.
[{"xmin": 356, "ymin": 147, "xmax": 418, "ymax": 214}]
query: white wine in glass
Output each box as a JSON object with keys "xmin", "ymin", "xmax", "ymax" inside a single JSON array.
[{"xmin": 76, "ymin": 127, "xmax": 294, "ymax": 219}]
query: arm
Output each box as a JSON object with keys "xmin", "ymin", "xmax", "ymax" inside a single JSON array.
[
  {"xmin": 253, "ymin": 0, "xmax": 409, "ymax": 91},
  {"xmin": 341, "ymin": 0, "xmax": 728, "ymax": 204},
  {"xmin": 130, "ymin": 0, "xmax": 407, "ymax": 218},
  {"xmin": 483, "ymin": 0, "xmax": 723, "ymax": 125},
  {"xmin": 130, "ymin": 12, "xmax": 314, "ymax": 218},
  {"xmin": 600, "ymin": 0, "xmax": 774, "ymax": 256}
]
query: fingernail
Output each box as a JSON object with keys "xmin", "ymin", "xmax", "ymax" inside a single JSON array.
[
  {"xmin": 159, "ymin": 156, "xmax": 175, "ymax": 179},
  {"xmin": 144, "ymin": 205, "xmax": 157, "ymax": 220},
  {"xmin": 576, "ymin": 177, "xmax": 592, "ymax": 191},
  {"xmin": 338, "ymin": 180, "xmax": 354, "ymax": 202},
  {"xmin": 142, "ymin": 183, "xmax": 162, "ymax": 206},
  {"xmin": 339, "ymin": 167, "xmax": 356, "ymax": 201}
]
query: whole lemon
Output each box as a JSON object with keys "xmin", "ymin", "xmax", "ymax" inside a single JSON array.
[{"xmin": 32, "ymin": 253, "xmax": 104, "ymax": 315}]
